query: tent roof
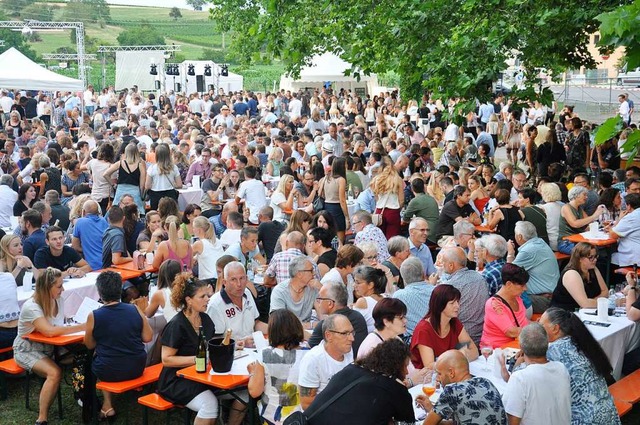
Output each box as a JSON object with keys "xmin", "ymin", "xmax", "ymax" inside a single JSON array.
[
  {"xmin": 0, "ymin": 48, "xmax": 83, "ymax": 91},
  {"xmin": 296, "ymin": 52, "xmax": 376, "ymax": 82}
]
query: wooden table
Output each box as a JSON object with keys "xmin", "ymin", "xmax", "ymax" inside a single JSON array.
[
  {"xmin": 102, "ymin": 267, "xmax": 146, "ymax": 281},
  {"xmin": 177, "ymin": 365, "xmax": 259, "ymax": 424},
  {"xmin": 111, "ymin": 261, "xmax": 159, "ymax": 274},
  {"xmin": 107, "ymin": 262, "xmax": 159, "ymax": 284},
  {"xmin": 563, "ymin": 234, "xmax": 618, "ymax": 285},
  {"xmin": 23, "ymin": 331, "xmax": 85, "ymax": 345},
  {"xmin": 475, "ymin": 225, "xmax": 495, "ymax": 233},
  {"xmin": 615, "ymin": 267, "xmax": 637, "ymax": 276}
]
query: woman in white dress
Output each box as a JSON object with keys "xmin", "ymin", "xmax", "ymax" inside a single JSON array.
[{"xmin": 353, "ymin": 266, "xmax": 387, "ymax": 333}]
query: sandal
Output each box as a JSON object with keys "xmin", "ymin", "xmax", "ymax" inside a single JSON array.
[{"xmin": 99, "ymin": 408, "xmax": 117, "ymax": 422}]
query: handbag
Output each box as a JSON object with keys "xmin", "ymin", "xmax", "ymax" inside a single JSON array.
[
  {"xmin": 312, "ymin": 178, "xmax": 326, "ymax": 212},
  {"xmin": 371, "ymin": 207, "xmax": 385, "ymax": 227},
  {"xmin": 282, "ymin": 375, "xmax": 371, "ymax": 425}
]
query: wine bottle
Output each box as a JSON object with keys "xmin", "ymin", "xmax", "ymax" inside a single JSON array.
[
  {"xmin": 347, "ymin": 184, "xmax": 354, "ymax": 202},
  {"xmin": 221, "ymin": 328, "xmax": 232, "ymax": 345},
  {"xmin": 195, "ymin": 326, "xmax": 207, "ymax": 373}
]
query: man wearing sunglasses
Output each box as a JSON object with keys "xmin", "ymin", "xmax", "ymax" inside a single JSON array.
[{"xmin": 307, "ymin": 281, "xmax": 367, "ymax": 356}]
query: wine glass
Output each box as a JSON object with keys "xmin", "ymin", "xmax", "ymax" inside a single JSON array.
[
  {"xmin": 480, "ymin": 345, "xmax": 493, "ymax": 371},
  {"xmin": 422, "ymin": 370, "xmax": 436, "ymax": 398}
]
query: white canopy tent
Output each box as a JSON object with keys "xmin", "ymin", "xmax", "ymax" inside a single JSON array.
[
  {"xmin": 0, "ymin": 48, "xmax": 83, "ymax": 92},
  {"xmin": 279, "ymin": 52, "xmax": 378, "ymax": 96}
]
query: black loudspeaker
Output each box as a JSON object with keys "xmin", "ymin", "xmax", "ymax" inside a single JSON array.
[{"xmin": 196, "ymin": 75, "xmax": 205, "ymax": 93}]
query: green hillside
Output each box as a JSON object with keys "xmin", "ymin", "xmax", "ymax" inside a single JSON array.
[{"xmin": 0, "ymin": 2, "xmax": 280, "ymax": 89}]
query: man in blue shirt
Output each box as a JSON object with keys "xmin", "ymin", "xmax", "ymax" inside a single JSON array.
[
  {"xmin": 394, "ymin": 257, "xmax": 436, "ymax": 342},
  {"xmin": 356, "ymin": 188, "xmax": 376, "ymax": 214},
  {"xmin": 408, "ymin": 217, "xmax": 436, "ymax": 276},
  {"xmin": 507, "ymin": 221, "xmax": 560, "ymax": 313},
  {"xmin": 72, "ymin": 200, "xmax": 108, "ymax": 270},
  {"xmin": 22, "ymin": 209, "xmax": 46, "ymax": 261}
]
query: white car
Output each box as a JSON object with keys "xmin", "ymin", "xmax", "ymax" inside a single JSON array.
[{"xmin": 617, "ymin": 67, "xmax": 640, "ymax": 87}]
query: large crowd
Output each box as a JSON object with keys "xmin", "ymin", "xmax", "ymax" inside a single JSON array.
[{"xmin": 0, "ymin": 84, "xmax": 639, "ymax": 425}]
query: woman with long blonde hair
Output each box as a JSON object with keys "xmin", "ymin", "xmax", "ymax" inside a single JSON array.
[
  {"xmin": 270, "ymin": 174, "xmax": 296, "ymax": 223},
  {"xmin": 266, "ymin": 147, "xmax": 284, "ymax": 177},
  {"xmin": 191, "ymin": 216, "xmax": 225, "ymax": 286},
  {"xmin": 145, "ymin": 143, "xmax": 182, "ymax": 210},
  {"xmin": 13, "ymin": 267, "xmax": 85, "ymax": 425},
  {"xmin": 104, "ymin": 142, "xmax": 147, "ymax": 213},
  {"xmin": 152, "ymin": 216, "xmax": 192, "ymax": 271},
  {"xmin": 371, "ymin": 156, "xmax": 405, "ymax": 238},
  {"xmin": 275, "ymin": 210, "xmax": 313, "ymax": 254},
  {"xmin": 0, "ymin": 234, "xmax": 38, "ymax": 286}
]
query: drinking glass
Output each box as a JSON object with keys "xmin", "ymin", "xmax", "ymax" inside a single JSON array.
[
  {"xmin": 422, "ymin": 371, "xmax": 436, "ymax": 397},
  {"xmin": 480, "ymin": 345, "xmax": 493, "ymax": 371}
]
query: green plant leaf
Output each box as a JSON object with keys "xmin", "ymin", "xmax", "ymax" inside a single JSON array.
[{"xmin": 594, "ymin": 116, "xmax": 623, "ymax": 145}]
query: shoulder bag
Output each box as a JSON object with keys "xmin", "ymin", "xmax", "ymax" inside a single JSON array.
[
  {"xmin": 371, "ymin": 192, "xmax": 386, "ymax": 227},
  {"xmin": 312, "ymin": 177, "xmax": 326, "ymax": 213},
  {"xmin": 283, "ymin": 375, "xmax": 371, "ymax": 425}
]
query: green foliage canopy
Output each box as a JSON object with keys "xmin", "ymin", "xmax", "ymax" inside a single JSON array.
[
  {"xmin": 210, "ymin": 0, "xmax": 622, "ymax": 100},
  {"xmin": 170, "ymin": 7, "xmax": 183, "ymax": 21},
  {"xmin": 117, "ymin": 23, "xmax": 165, "ymax": 46}
]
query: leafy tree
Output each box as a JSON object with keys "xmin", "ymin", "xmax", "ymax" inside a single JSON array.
[
  {"xmin": 186, "ymin": 0, "xmax": 206, "ymax": 11},
  {"xmin": 598, "ymin": 1, "xmax": 640, "ymax": 70},
  {"xmin": 210, "ymin": 0, "xmax": 621, "ymax": 101},
  {"xmin": 594, "ymin": 1, "xmax": 640, "ymax": 159},
  {"xmin": 117, "ymin": 23, "xmax": 165, "ymax": 46},
  {"xmin": 0, "ymin": 12, "xmax": 37, "ymax": 60},
  {"xmin": 169, "ymin": 7, "xmax": 183, "ymax": 21}
]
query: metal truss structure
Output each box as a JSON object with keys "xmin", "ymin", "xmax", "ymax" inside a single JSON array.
[
  {"xmin": 97, "ymin": 45, "xmax": 181, "ymax": 53},
  {"xmin": 42, "ymin": 53, "xmax": 97, "ymax": 61},
  {"xmin": 0, "ymin": 20, "xmax": 86, "ymax": 86}
]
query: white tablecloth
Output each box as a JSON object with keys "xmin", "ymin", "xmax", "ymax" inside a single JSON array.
[
  {"xmin": 178, "ymin": 187, "xmax": 203, "ymax": 211},
  {"xmin": 18, "ymin": 272, "xmax": 100, "ymax": 318},
  {"xmin": 409, "ymin": 357, "xmax": 508, "ymax": 423},
  {"xmin": 579, "ymin": 312, "xmax": 637, "ymax": 379}
]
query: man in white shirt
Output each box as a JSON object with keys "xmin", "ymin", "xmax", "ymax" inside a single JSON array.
[
  {"xmin": 235, "ymin": 166, "xmax": 267, "ymax": 224},
  {"xmin": 619, "ymin": 94, "xmax": 631, "ymax": 123},
  {"xmin": 206, "ymin": 261, "xmax": 267, "ymax": 346},
  {"xmin": 298, "ymin": 314, "xmax": 354, "ymax": 409},
  {"xmin": 288, "ymin": 92, "xmax": 302, "ymax": 120},
  {"xmin": 0, "ymin": 175, "xmax": 17, "ymax": 227},
  {"xmin": 219, "ymin": 212, "xmax": 243, "ymax": 248},
  {"xmin": 134, "ymin": 126, "xmax": 154, "ymax": 149},
  {"xmin": 188, "ymin": 92, "xmax": 205, "ymax": 114},
  {"xmin": 501, "ymin": 323, "xmax": 571, "ymax": 425}
]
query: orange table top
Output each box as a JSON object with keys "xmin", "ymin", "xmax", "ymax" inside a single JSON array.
[
  {"xmin": 177, "ymin": 365, "xmax": 250, "ymax": 390},
  {"xmin": 475, "ymin": 225, "xmax": 495, "ymax": 233},
  {"xmin": 615, "ymin": 267, "xmax": 639, "ymax": 275},
  {"xmin": 501, "ymin": 339, "xmax": 520, "ymax": 350},
  {"xmin": 103, "ymin": 267, "xmax": 146, "ymax": 281},
  {"xmin": 24, "ymin": 331, "xmax": 85, "ymax": 346},
  {"xmin": 562, "ymin": 234, "xmax": 617, "ymax": 247},
  {"xmin": 111, "ymin": 261, "xmax": 159, "ymax": 274}
]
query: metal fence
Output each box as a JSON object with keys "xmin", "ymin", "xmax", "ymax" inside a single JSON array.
[{"xmin": 551, "ymin": 78, "xmax": 640, "ymax": 124}]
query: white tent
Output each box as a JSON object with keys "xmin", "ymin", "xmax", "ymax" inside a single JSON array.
[
  {"xmin": 0, "ymin": 48, "xmax": 83, "ymax": 91},
  {"xmin": 279, "ymin": 52, "xmax": 378, "ymax": 95}
]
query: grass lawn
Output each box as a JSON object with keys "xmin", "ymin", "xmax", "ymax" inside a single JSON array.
[{"xmin": 2, "ymin": 369, "xmax": 181, "ymax": 425}]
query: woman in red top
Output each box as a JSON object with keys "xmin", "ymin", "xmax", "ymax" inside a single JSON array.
[{"xmin": 410, "ymin": 284, "xmax": 478, "ymax": 369}]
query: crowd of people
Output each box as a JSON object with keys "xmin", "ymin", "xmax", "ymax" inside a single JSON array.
[{"xmin": 0, "ymin": 84, "xmax": 639, "ymax": 425}]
